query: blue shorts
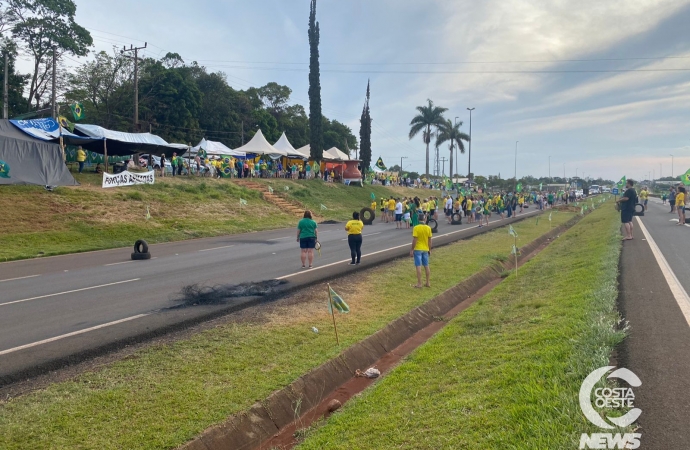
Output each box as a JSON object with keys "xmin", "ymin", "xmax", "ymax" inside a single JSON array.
[
  {"xmin": 413, "ymin": 250, "xmax": 429, "ymax": 267},
  {"xmin": 395, "ymin": 214, "xmax": 402, "ymax": 222},
  {"xmin": 300, "ymin": 237, "xmax": 316, "ymax": 249}
]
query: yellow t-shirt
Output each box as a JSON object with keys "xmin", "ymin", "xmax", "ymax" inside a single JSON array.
[
  {"xmin": 388, "ymin": 199, "xmax": 396, "ymax": 211},
  {"xmin": 639, "ymin": 190, "xmax": 648, "ymax": 200},
  {"xmin": 467, "ymin": 199, "xmax": 473, "ymax": 210},
  {"xmin": 676, "ymin": 192, "xmax": 685, "ymax": 206},
  {"xmin": 421, "ymin": 202, "xmax": 428, "ymax": 212},
  {"xmin": 412, "ymin": 224, "xmax": 432, "ymax": 251},
  {"xmin": 371, "ymin": 201, "xmax": 377, "ymax": 210},
  {"xmin": 345, "ymin": 220, "xmax": 364, "ymax": 235}
]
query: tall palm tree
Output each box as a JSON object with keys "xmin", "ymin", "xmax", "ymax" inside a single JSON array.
[
  {"xmin": 409, "ymin": 99, "xmax": 448, "ymax": 176},
  {"xmin": 435, "ymin": 119, "xmax": 470, "ymax": 179}
]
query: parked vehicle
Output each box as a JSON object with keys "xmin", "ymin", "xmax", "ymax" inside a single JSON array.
[{"xmin": 139, "ymin": 154, "xmax": 172, "ymax": 172}]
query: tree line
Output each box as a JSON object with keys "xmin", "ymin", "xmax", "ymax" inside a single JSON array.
[{"xmin": 0, "ymin": 0, "xmax": 357, "ymax": 153}]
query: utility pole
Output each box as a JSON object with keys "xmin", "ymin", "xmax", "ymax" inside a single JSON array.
[
  {"xmin": 514, "ymin": 141, "xmax": 518, "ymax": 191},
  {"xmin": 670, "ymin": 154, "xmax": 674, "ymax": 178},
  {"xmin": 467, "ymin": 108, "xmax": 475, "ymax": 180},
  {"xmin": 441, "ymin": 157, "xmax": 447, "ymax": 178},
  {"xmin": 51, "ymin": 46, "xmax": 57, "ymax": 118},
  {"xmin": 400, "ymin": 156, "xmax": 408, "ymax": 175},
  {"xmin": 241, "ymin": 120, "xmax": 244, "ymax": 145},
  {"xmin": 3, "ymin": 51, "xmax": 8, "ymax": 119},
  {"xmin": 548, "ymin": 155, "xmax": 551, "ymax": 182},
  {"xmin": 122, "ymin": 43, "xmax": 147, "ymax": 131}
]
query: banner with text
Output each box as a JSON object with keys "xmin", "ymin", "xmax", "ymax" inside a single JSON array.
[{"xmin": 102, "ymin": 170, "xmax": 155, "ymax": 188}]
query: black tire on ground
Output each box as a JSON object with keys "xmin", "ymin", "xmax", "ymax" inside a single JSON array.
[
  {"xmin": 524, "ymin": 205, "xmax": 529, "ymax": 208},
  {"xmin": 131, "ymin": 252, "xmax": 151, "ymax": 260},
  {"xmin": 633, "ymin": 203, "xmax": 645, "ymax": 217},
  {"xmin": 427, "ymin": 219, "xmax": 439, "ymax": 234},
  {"xmin": 134, "ymin": 239, "xmax": 149, "ymax": 254},
  {"xmin": 451, "ymin": 213, "xmax": 463, "ymax": 225},
  {"xmin": 360, "ymin": 207, "xmax": 375, "ymax": 225}
]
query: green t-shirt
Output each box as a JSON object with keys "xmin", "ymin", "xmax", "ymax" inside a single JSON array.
[{"xmin": 298, "ymin": 218, "xmax": 317, "ymax": 239}]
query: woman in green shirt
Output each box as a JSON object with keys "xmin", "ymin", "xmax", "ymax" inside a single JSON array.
[{"xmin": 296, "ymin": 210, "xmax": 318, "ymax": 269}]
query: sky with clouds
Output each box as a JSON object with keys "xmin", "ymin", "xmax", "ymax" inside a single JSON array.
[{"xmin": 30, "ymin": 0, "xmax": 690, "ymax": 180}]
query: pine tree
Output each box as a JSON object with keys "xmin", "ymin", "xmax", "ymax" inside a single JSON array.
[
  {"xmin": 359, "ymin": 80, "xmax": 372, "ymax": 177},
  {"xmin": 308, "ymin": 0, "xmax": 323, "ymax": 161}
]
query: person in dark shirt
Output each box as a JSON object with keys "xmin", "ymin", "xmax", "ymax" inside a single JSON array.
[{"xmin": 616, "ymin": 179, "xmax": 637, "ymax": 241}]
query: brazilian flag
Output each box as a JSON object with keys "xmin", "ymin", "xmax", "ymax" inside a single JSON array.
[
  {"xmin": 70, "ymin": 103, "xmax": 84, "ymax": 121},
  {"xmin": 58, "ymin": 116, "xmax": 74, "ymax": 132},
  {"xmin": 681, "ymin": 169, "xmax": 690, "ymax": 186},
  {"xmin": 617, "ymin": 176, "xmax": 626, "ymax": 189},
  {"xmin": 517, "ymin": 183, "xmax": 523, "ymax": 192},
  {"xmin": 375, "ymin": 157, "xmax": 386, "ymax": 171}
]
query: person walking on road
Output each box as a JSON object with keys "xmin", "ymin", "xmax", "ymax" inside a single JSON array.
[
  {"xmin": 410, "ymin": 221, "xmax": 433, "ymax": 288},
  {"xmin": 297, "ymin": 210, "xmax": 318, "ymax": 269},
  {"xmin": 675, "ymin": 186, "xmax": 686, "ymax": 226},
  {"xmin": 345, "ymin": 212, "xmax": 364, "ymax": 265},
  {"xmin": 669, "ymin": 187, "xmax": 676, "ymax": 213},
  {"xmin": 616, "ymin": 179, "xmax": 637, "ymax": 241}
]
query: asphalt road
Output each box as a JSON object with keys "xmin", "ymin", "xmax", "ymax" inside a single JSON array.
[
  {"xmin": 617, "ymin": 198, "xmax": 690, "ymax": 449},
  {"xmin": 0, "ymin": 208, "xmax": 542, "ymax": 382}
]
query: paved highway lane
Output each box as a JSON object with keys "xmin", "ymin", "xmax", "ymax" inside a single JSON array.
[{"xmin": 0, "ymin": 209, "xmax": 542, "ymax": 378}]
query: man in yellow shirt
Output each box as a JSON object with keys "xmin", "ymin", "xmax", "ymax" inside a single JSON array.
[
  {"xmin": 410, "ymin": 222, "xmax": 433, "ymax": 288},
  {"xmin": 388, "ymin": 198, "xmax": 396, "ymax": 223},
  {"xmin": 76, "ymin": 146, "xmax": 87, "ymax": 173},
  {"xmin": 639, "ymin": 186, "xmax": 649, "ymax": 211}
]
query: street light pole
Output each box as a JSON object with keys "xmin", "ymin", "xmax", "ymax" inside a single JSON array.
[
  {"xmin": 548, "ymin": 155, "xmax": 551, "ymax": 182},
  {"xmin": 514, "ymin": 141, "xmax": 518, "ymax": 190},
  {"xmin": 454, "ymin": 116, "xmax": 459, "ymax": 179},
  {"xmin": 400, "ymin": 156, "xmax": 408, "ymax": 175},
  {"xmin": 467, "ymin": 108, "xmax": 475, "ymax": 181},
  {"xmin": 671, "ymin": 154, "xmax": 674, "ymax": 178}
]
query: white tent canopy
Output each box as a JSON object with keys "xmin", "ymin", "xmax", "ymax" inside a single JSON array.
[
  {"xmin": 295, "ymin": 144, "xmax": 311, "ymax": 159},
  {"xmin": 234, "ymin": 129, "xmax": 286, "ymax": 158},
  {"xmin": 323, "ymin": 147, "xmax": 350, "ymax": 161},
  {"xmin": 274, "ymin": 133, "xmax": 308, "ymax": 159},
  {"xmin": 192, "ymin": 138, "xmax": 245, "ymax": 157}
]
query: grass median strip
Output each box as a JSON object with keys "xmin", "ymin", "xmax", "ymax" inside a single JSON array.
[
  {"xmin": 297, "ymin": 207, "xmax": 624, "ymax": 449},
  {"xmin": 0, "ymin": 211, "xmax": 573, "ymax": 450}
]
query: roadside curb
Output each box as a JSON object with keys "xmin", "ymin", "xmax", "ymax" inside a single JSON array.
[{"xmin": 180, "ymin": 213, "xmax": 584, "ymax": 450}]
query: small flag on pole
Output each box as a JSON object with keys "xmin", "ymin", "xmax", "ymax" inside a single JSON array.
[
  {"xmin": 328, "ymin": 286, "xmax": 350, "ymax": 314},
  {"xmin": 509, "ymin": 225, "xmax": 518, "ymax": 237},
  {"xmin": 511, "ymin": 244, "xmax": 518, "ymax": 255},
  {"xmin": 549, "ymin": 212, "xmax": 552, "ymax": 222},
  {"xmin": 284, "ymin": 186, "xmax": 290, "ymax": 191},
  {"xmin": 146, "ymin": 205, "xmax": 151, "ymax": 221},
  {"xmin": 240, "ymin": 198, "xmax": 248, "ymax": 206},
  {"xmin": 320, "ymin": 204, "xmax": 328, "ymax": 211},
  {"xmin": 370, "ymin": 192, "xmax": 376, "ymax": 201},
  {"xmin": 535, "ymin": 217, "xmax": 540, "ymax": 226},
  {"xmin": 268, "ymin": 186, "xmax": 274, "ymax": 194},
  {"xmin": 70, "ymin": 102, "xmax": 84, "ymax": 121},
  {"xmin": 581, "ymin": 206, "xmax": 584, "ymax": 215}
]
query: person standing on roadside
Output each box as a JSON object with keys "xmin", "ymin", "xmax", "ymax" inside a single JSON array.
[
  {"xmin": 676, "ymin": 186, "xmax": 686, "ymax": 226},
  {"xmin": 410, "ymin": 220, "xmax": 432, "ymax": 288},
  {"xmin": 76, "ymin": 146, "xmax": 87, "ymax": 173},
  {"xmin": 639, "ymin": 186, "xmax": 649, "ymax": 211},
  {"xmin": 395, "ymin": 198, "xmax": 404, "ymax": 229},
  {"xmin": 345, "ymin": 212, "xmax": 364, "ymax": 265},
  {"xmin": 160, "ymin": 153, "xmax": 167, "ymax": 177},
  {"xmin": 171, "ymin": 152, "xmax": 178, "ymax": 176},
  {"xmin": 388, "ymin": 197, "xmax": 396, "ymax": 224},
  {"xmin": 616, "ymin": 179, "xmax": 637, "ymax": 241},
  {"xmin": 669, "ymin": 187, "xmax": 676, "ymax": 213},
  {"xmin": 296, "ymin": 210, "xmax": 318, "ymax": 269}
]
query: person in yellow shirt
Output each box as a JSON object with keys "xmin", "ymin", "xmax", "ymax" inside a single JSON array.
[
  {"xmin": 388, "ymin": 198, "xmax": 396, "ymax": 223},
  {"xmin": 410, "ymin": 222, "xmax": 433, "ymax": 288},
  {"xmin": 675, "ymin": 186, "xmax": 686, "ymax": 226},
  {"xmin": 76, "ymin": 146, "xmax": 87, "ymax": 173},
  {"xmin": 466, "ymin": 197, "xmax": 473, "ymax": 223},
  {"xmin": 371, "ymin": 200, "xmax": 377, "ymax": 212},
  {"xmin": 639, "ymin": 186, "xmax": 649, "ymax": 211},
  {"xmin": 345, "ymin": 212, "xmax": 364, "ymax": 265}
]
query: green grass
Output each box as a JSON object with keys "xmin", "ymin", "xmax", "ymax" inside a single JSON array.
[
  {"xmin": 0, "ymin": 172, "xmax": 413, "ymax": 261},
  {"xmin": 297, "ymin": 206, "xmax": 626, "ymax": 449},
  {"xmin": 239, "ymin": 178, "xmax": 428, "ymax": 222},
  {"xmin": 0, "ymin": 212, "xmax": 574, "ymax": 450}
]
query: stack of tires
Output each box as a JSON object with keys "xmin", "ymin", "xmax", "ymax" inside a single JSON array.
[{"xmin": 131, "ymin": 240, "xmax": 151, "ymax": 260}]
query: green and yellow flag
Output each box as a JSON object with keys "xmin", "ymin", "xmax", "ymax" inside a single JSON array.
[
  {"xmin": 375, "ymin": 157, "xmax": 386, "ymax": 171},
  {"xmin": 516, "ymin": 183, "xmax": 523, "ymax": 192},
  {"xmin": 617, "ymin": 176, "xmax": 626, "ymax": 189},
  {"xmin": 681, "ymin": 169, "xmax": 690, "ymax": 186},
  {"xmin": 328, "ymin": 287, "xmax": 350, "ymax": 314},
  {"xmin": 57, "ymin": 116, "xmax": 74, "ymax": 132},
  {"xmin": 70, "ymin": 103, "xmax": 84, "ymax": 121}
]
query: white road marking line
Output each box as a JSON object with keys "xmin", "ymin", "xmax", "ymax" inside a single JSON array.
[
  {"xmin": 268, "ymin": 237, "xmax": 291, "ymax": 241},
  {"xmin": 0, "ymin": 314, "xmax": 150, "ymax": 356},
  {"xmin": 0, "ymin": 278, "xmax": 141, "ymax": 308},
  {"xmin": 104, "ymin": 261, "xmax": 134, "ymax": 266},
  {"xmin": 670, "ymin": 219, "xmax": 679, "ymax": 222},
  {"xmin": 198, "ymin": 245, "xmax": 235, "ymax": 252},
  {"xmin": 277, "ymin": 211, "xmax": 541, "ymax": 280},
  {"xmin": 341, "ymin": 232, "xmax": 383, "ymax": 241},
  {"xmin": 635, "ymin": 217, "xmax": 690, "ymax": 327},
  {"xmin": 0, "ymin": 274, "xmax": 40, "ymax": 283}
]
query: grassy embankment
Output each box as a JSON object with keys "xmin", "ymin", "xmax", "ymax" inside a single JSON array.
[
  {"xmin": 0, "ymin": 171, "xmax": 411, "ymax": 261},
  {"xmin": 298, "ymin": 206, "xmax": 626, "ymax": 449},
  {"xmin": 0, "ymin": 212, "xmax": 574, "ymax": 450}
]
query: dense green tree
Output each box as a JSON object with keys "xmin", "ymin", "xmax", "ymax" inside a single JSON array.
[
  {"xmin": 408, "ymin": 99, "xmax": 447, "ymax": 176},
  {"xmin": 323, "ymin": 117, "xmax": 357, "ymax": 153},
  {"xmin": 359, "ymin": 80, "xmax": 372, "ymax": 174},
  {"xmin": 6, "ymin": 0, "xmax": 92, "ymax": 111},
  {"xmin": 307, "ymin": 0, "xmax": 323, "ymax": 161},
  {"xmin": 435, "ymin": 119, "xmax": 469, "ymax": 179},
  {"xmin": 0, "ymin": 39, "xmax": 29, "ymax": 116}
]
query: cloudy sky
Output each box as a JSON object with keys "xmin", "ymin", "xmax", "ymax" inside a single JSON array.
[{"xmin": 39, "ymin": 0, "xmax": 690, "ymax": 180}]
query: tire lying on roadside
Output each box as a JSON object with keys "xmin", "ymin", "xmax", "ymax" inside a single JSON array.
[
  {"xmin": 360, "ymin": 207, "xmax": 375, "ymax": 225},
  {"xmin": 427, "ymin": 218, "xmax": 439, "ymax": 234},
  {"xmin": 451, "ymin": 213, "xmax": 463, "ymax": 225},
  {"xmin": 131, "ymin": 252, "xmax": 151, "ymax": 260},
  {"xmin": 134, "ymin": 239, "xmax": 149, "ymax": 254},
  {"xmin": 633, "ymin": 203, "xmax": 645, "ymax": 217}
]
